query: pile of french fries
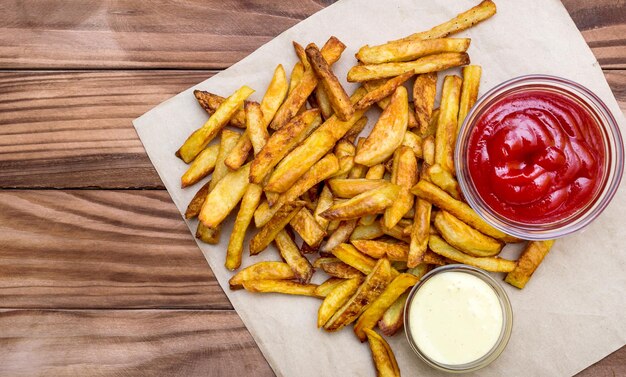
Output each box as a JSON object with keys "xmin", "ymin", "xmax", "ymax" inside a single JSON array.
[{"xmin": 178, "ymin": 1, "xmax": 555, "ymax": 375}]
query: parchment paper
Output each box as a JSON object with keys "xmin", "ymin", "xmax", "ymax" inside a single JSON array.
[{"xmin": 133, "ymin": 1, "xmax": 626, "ymax": 376}]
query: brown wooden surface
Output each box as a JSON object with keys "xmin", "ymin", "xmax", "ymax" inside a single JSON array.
[{"xmin": 0, "ymin": 0, "xmax": 624, "ymax": 376}]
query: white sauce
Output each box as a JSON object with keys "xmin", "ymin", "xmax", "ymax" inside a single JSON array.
[{"xmin": 408, "ymin": 271, "xmax": 503, "ymax": 365}]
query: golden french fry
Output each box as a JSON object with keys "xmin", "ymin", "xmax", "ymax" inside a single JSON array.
[
  {"xmin": 331, "ymin": 243, "xmax": 377, "ymax": 275},
  {"xmin": 226, "ymin": 184, "xmax": 263, "ymax": 270},
  {"xmin": 275, "ymin": 229, "xmax": 314, "ymax": 283},
  {"xmin": 401, "ymin": 130, "xmax": 423, "ymax": 159},
  {"xmin": 391, "ymin": 0, "xmax": 497, "ymax": 42},
  {"xmin": 288, "ymin": 62, "xmax": 305, "ymax": 95},
  {"xmin": 321, "ymin": 219, "xmax": 358, "ymax": 253},
  {"xmin": 328, "ymin": 178, "xmax": 388, "ymax": 198},
  {"xmin": 331, "ymin": 140, "xmax": 356, "ymax": 179},
  {"xmin": 196, "ymin": 221, "xmax": 220, "ymax": 244},
  {"xmin": 321, "ymin": 183, "xmax": 401, "ymax": 221},
  {"xmin": 324, "ymin": 258, "xmax": 392, "ymax": 331},
  {"xmin": 413, "ymin": 72, "xmax": 438, "ymax": 135},
  {"xmin": 354, "ymin": 273, "xmax": 419, "ymax": 341},
  {"xmin": 350, "ymin": 222, "xmax": 385, "ymax": 241},
  {"xmin": 318, "ymin": 276, "xmax": 363, "ymax": 328},
  {"xmin": 290, "ymin": 207, "xmax": 326, "ymax": 248},
  {"xmin": 409, "ymin": 198, "xmax": 432, "ymax": 267},
  {"xmin": 224, "ymin": 130, "xmax": 253, "ymax": 170},
  {"xmin": 347, "ymin": 52, "xmax": 469, "ymax": 82},
  {"xmin": 422, "ymin": 135, "xmax": 435, "ymax": 165},
  {"xmin": 229, "ymin": 261, "xmax": 295, "ymax": 289},
  {"xmin": 378, "ymin": 291, "xmax": 409, "ymax": 336},
  {"xmin": 505, "ymin": 240, "xmax": 555, "ymax": 289},
  {"xmin": 246, "ymin": 102, "xmax": 270, "ymax": 155},
  {"xmin": 357, "ymin": 37, "xmax": 470, "ymax": 64},
  {"xmin": 185, "ymin": 180, "xmax": 211, "ymax": 219},
  {"xmin": 314, "ymin": 257, "xmax": 364, "ymax": 279},
  {"xmin": 315, "ymin": 86, "xmax": 334, "ymax": 120},
  {"xmin": 261, "ymin": 64, "xmax": 289, "ymax": 126},
  {"xmin": 423, "ymin": 163, "xmax": 462, "ymax": 200},
  {"xmin": 306, "ymin": 43, "xmax": 354, "ymax": 121},
  {"xmin": 365, "ymin": 328, "xmax": 401, "ymax": 377},
  {"xmin": 354, "ymin": 71, "xmax": 414, "ymax": 111},
  {"xmin": 434, "ymin": 210, "xmax": 503, "ymax": 257},
  {"xmin": 429, "ymin": 235, "xmax": 516, "ymax": 272},
  {"xmin": 249, "ymin": 201, "xmax": 304, "ymax": 255},
  {"xmin": 193, "ymin": 90, "xmax": 246, "ymax": 128},
  {"xmin": 382, "ymin": 222, "xmax": 411, "ymax": 243},
  {"xmin": 314, "ymin": 185, "xmax": 334, "ymax": 231},
  {"xmin": 242, "ymin": 280, "xmax": 319, "ymax": 297},
  {"xmin": 343, "ymin": 116, "xmax": 369, "ymax": 143},
  {"xmin": 177, "ymin": 86, "xmax": 254, "ymax": 163},
  {"xmin": 384, "ymin": 146, "xmax": 418, "ymax": 229},
  {"xmin": 458, "ymin": 65, "xmax": 482, "ymax": 130},
  {"xmin": 210, "ymin": 130, "xmax": 241, "ymax": 190},
  {"xmin": 351, "ymin": 239, "xmax": 411, "ymax": 262},
  {"xmin": 250, "ymin": 109, "xmax": 322, "ymax": 184},
  {"xmin": 355, "ymin": 86, "xmax": 409, "ymax": 166},
  {"xmin": 314, "ymin": 277, "xmax": 345, "ymax": 298},
  {"xmin": 348, "ymin": 138, "xmax": 369, "ymax": 178},
  {"xmin": 434, "ymin": 75, "xmax": 462, "ymax": 173},
  {"xmin": 199, "ymin": 163, "xmax": 251, "ymax": 228},
  {"xmin": 358, "ymin": 164, "xmax": 387, "ymax": 226},
  {"xmin": 411, "ymin": 180, "xmax": 519, "ymax": 242},
  {"xmin": 181, "ymin": 143, "xmax": 219, "ymax": 188}
]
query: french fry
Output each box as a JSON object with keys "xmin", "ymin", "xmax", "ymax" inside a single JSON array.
[
  {"xmin": 243, "ymin": 280, "xmax": 319, "ymax": 297},
  {"xmin": 314, "ymin": 277, "xmax": 345, "ymax": 297},
  {"xmin": 246, "ymin": 102, "xmax": 270, "ymax": 155},
  {"xmin": 343, "ymin": 116, "xmax": 368, "ymax": 143},
  {"xmin": 275, "ymin": 229, "xmax": 314, "ymax": 283},
  {"xmin": 413, "ymin": 72, "xmax": 438, "ymax": 135},
  {"xmin": 225, "ymin": 183, "xmax": 263, "ymax": 270},
  {"xmin": 411, "ymin": 180, "xmax": 519, "ymax": 242},
  {"xmin": 321, "ymin": 219, "xmax": 358, "ymax": 253},
  {"xmin": 249, "ymin": 201, "xmax": 304, "ymax": 255},
  {"xmin": 321, "ymin": 183, "xmax": 400, "ymax": 221},
  {"xmin": 354, "ymin": 273, "xmax": 419, "ymax": 341},
  {"xmin": 348, "ymin": 138, "xmax": 369, "ymax": 178},
  {"xmin": 354, "ymin": 71, "xmax": 414, "ymax": 111},
  {"xmin": 357, "ymin": 37, "xmax": 471, "ymax": 64},
  {"xmin": 315, "ymin": 86, "xmax": 334, "ymax": 120},
  {"xmin": 250, "ymin": 109, "xmax": 322, "ymax": 184},
  {"xmin": 181, "ymin": 143, "xmax": 219, "ymax": 187},
  {"xmin": 351, "ymin": 239, "xmax": 409, "ymax": 262},
  {"xmin": 365, "ymin": 328, "xmax": 401, "ymax": 377},
  {"xmin": 290, "ymin": 207, "xmax": 326, "ymax": 247},
  {"xmin": 261, "ymin": 64, "xmax": 289, "ymax": 126},
  {"xmin": 229, "ymin": 261, "xmax": 295, "ymax": 289},
  {"xmin": 193, "ymin": 90, "xmax": 247, "ymax": 128},
  {"xmin": 314, "ymin": 185, "xmax": 334, "ymax": 231},
  {"xmin": 347, "ymin": 52, "xmax": 469, "ymax": 82},
  {"xmin": 505, "ymin": 240, "xmax": 555, "ymax": 289},
  {"xmin": 422, "ymin": 135, "xmax": 435, "ymax": 165},
  {"xmin": 434, "ymin": 210, "xmax": 503, "ymax": 257},
  {"xmin": 434, "ymin": 75, "xmax": 462, "ymax": 173},
  {"xmin": 196, "ymin": 222, "xmax": 221, "ymax": 244},
  {"xmin": 210, "ymin": 129, "xmax": 242, "ymax": 191},
  {"xmin": 185, "ymin": 180, "xmax": 211, "ymax": 219},
  {"xmin": 199, "ymin": 163, "xmax": 251, "ymax": 228},
  {"xmin": 350, "ymin": 222, "xmax": 385, "ymax": 241},
  {"xmin": 306, "ymin": 43, "xmax": 354, "ymax": 121},
  {"xmin": 429, "ymin": 235, "xmax": 516, "ymax": 272},
  {"xmin": 384, "ymin": 146, "xmax": 417, "ymax": 229},
  {"xmin": 288, "ymin": 62, "xmax": 305, "ymax": 95},
  {"xmin": 457, "ymin": 65, "xmax": 482, "ymax": 130},
  {"xmin": 328, "ymin": 178, "xmax": 388, "ymax": 198},
  {"xmin": 224, "ymin": 130, "xmax": 253, "ymax": 170},
  {"xmin": 401, "ymin": 131, "xmax": 423, "ymax": 159},
  {"xmin": 409, "ymin": 198, "xmax": 432, "ymax": 267},
  {"xmin": 378, "ymin": 291, "xmax": 409, "ymax": 336},
  {"xmin": 324, "ymin": 258, "xmax": 392, "ymax": 331},
  {"xmin": 177, "ymin": 86, "xmax": 254, "ymax": 163},
  {"xmin": 360, "ymin": 165, "xmax": 387, "ymax": 226},
  {"xmin": 331, "ymin": 243, "xmax": 377, "ymax": 275},
  {"xmin": 382, "ymin": 222, "xmax": 411, "ymax": 243},
  {"xmin": 420, "ymin": 108, "xmax": 440, "ymax": 138},
  {"xmin": 313, "ymin": 257, "xmax": 363, "ymax": 279},
  {"xmin": 318, "ymin": 276, "xmax": 363, "ymax": 328},
  {"xmin": 391, "ymin": 0, "xmax": 497, "ymax": 42},
  {"xmin": 423, "ymin": 163, "xmax": 462, "ymax": 200},
  {"xmin": 355, "ymin": 86, "xmax": 409, "ymax": 166},
  {"xmin": 332, "ymin": 140, "xmax": 356, "ymax": 179}
]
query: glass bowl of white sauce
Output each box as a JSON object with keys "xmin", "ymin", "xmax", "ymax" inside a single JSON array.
[{"xmin": 404, "ymin": 264, "xmax": 513, "ymax": 373}]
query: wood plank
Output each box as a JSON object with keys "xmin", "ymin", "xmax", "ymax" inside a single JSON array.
[
  {"xmin": 575, "ymin": 347, "xmax": 626, "ymax": 377},
  {"xmin": 1, "ymin": 70, "xmax": 625, "ymax": 189},
  {"xmin": 0, "ymin": 0, "xmax": 622, "ymax": 69},
  {"xmin": 0, "ymin": 190, "xmax": 230, "ymax": 309},
  {"xmin": 0, "ymin": 309, "xmax": 274, "ymax": 377}
]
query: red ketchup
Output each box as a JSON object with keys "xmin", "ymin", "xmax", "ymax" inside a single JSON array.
[{"xmin": 467, "ymin": 90, "xmax": 605, "ymax": 224}]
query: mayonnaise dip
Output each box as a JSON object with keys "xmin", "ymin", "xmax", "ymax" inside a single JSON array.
[{"xmin": 407, "ymin": 271, "xmax": 503, "ymax": 365}]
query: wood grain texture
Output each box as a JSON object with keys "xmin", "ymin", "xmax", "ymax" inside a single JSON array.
[
  {"xmin": 575, "ymin": 349, "xmax": 626, "ymax": 377},
  {"xmin": 0, "ymin": 309, "xmax": 274, "ymax": 377},
  {"xmin": 0, "ymin": 190, "xmax": 230, "ymax": 309}
]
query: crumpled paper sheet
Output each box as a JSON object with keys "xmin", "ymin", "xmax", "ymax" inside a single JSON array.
[{"xmin": 133, "ymin": 0, "xmax": 626, "ymax": 376}]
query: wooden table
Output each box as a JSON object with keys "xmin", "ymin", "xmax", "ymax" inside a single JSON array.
[{"xmin": 0, "ymin": 1, "xmax": 624, "ymax": 375}]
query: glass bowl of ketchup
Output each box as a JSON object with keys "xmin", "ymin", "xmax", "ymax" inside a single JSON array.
[{"xmin": 456, "ymin": 75, "xmax": 623, "ymax": 240}]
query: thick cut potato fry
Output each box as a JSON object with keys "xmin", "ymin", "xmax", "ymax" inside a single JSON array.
[
  {"xmin": 224, "ymin": 130, "xmax": 253, "ymax": 170},
  {"xmin": 365, "ymin": 164, "xmax": 386, "ymax": 180},
  {"xmin": 243, "ymin": 280, "xmax": 319, "ymax": 297},
  {"xmin": 331, "ymin": 243, "xmax": 377, "ymax": 275},
  {"xmin": 314, "ymin": 257, "xmax": 363, "ymax": 279},
  {"xmin": 354, "ymin": 273, "xmax": 419, "ymax": 341},
  {"xmin": 409, "ymin": 198, "xmax": 432, "ymax": 267},
  {"xmin": 321, "ymin": 219, "xmax": 358, "ymax": 253},
  {"xmin": 288, "ymin": 62, "xmax": 305, "ymax": 95},
  {"xmin": 378, "ymin": 291, "xmax": 409, "ymax": 336},
  {"xmin": 347, "ymin": 52, "xmax": 469, "ymax": 82},
  {"xmin": 314, "ymin": 185, "xmax": 334, "ymax": 231},
  {"xmin": 351, "ymin": 239, "xmax": 410, "ymax": 262},
  {"xmin": 275, "ymin": 230, "xmax": 314, "ymax": 283},
  {"xmin": 328, "ymin": 179, "xmax": 388, "ymax": 198},
  {"xmin": 229, "ymin": 261, "xmax": 295, "ymax": 289},
  {"xmin": 422, "ymin": 135, "xmax": 435, "ymax": 165},
  {"xmin": 434, "ymin": 211, "xmax": 503, "ymax": 257},
  {"xmin": 246, "ymin": 102, "xmax": 270, "ymax": 155},
  {"xmin": 343, "ymin": 116, "xmax": 368, "ymax": 143},
  {"xmin": 210, "ymin": 130, "xmax": 241, "ymax": 191},
  {"xmin": 354, "ymin": 71, "xmax": 414, "ymax": 111},
  {"xmin": 429, "ymin": 235, "xmax": 516, "ymax": 272},
  {"xmin": 181, "ymin": 143, "xmax": 219, "ymax": 188},
  {"xmin": 350, "ymin": 222, "xmax": 385, "ymax": 241},
  {"xmin": 365, "ymin": 328, "xmax": 401, "ymax": 377},
  {"xmin": 250, "ymin": 109, "xmax": 322, "ymax": 184},
  {"xmin": 261, "ymin": 64, "xmax": 289, "ymax": 126},
  {"xmin": 411, "ymin": 180, "xmax": 519, "ymax": 242},
  {"xmin": 324, "ymin": 258, "xmax": 392, "ymax": 331},
  {"xmin": 177, "ymin": 86, "xmax": 254, "ymax": 163},
  {"xmin": 315, "ymin": 86, "xmax": 334, "ymax": 120},
  {"xmin": 401, "ymin": 131, "xmax": 423, "ymax": 159},
  {"xmin": 413, "ymin": 72, "xmax": 438, "ymax": 135},
  {"xmin": 199, "ymin": 163, "xmax": 251, "ymax": 228},
  {"xmin": 185, "ymin": 180, "xmax": 211, "ymax": 219},
  {"xmin": 306, "ymin": 43, "xmax": 354, "ymax": 121},
  {"xmin": 249, "ymin": 201, "xmax": 304, "ymax": 255},
  {"xmin": 314, "ymin": 277, "xmax": 345, "ymax": 297},
  {"xmin": 424, "ymin": 163, "xmax": 462, "ymax": 200},
  {"xmin": 505, "ymin": 240, "xmax": 555, "ymax": 289},
  {"xmin": 225, "ymin": 183, "xmax": 263, "ymax": 270},
  {"xmin": 318, "ymin": 277, "xmax": 363, "ymax": 328},
  {"xmin": 193, "ymin": 90, "xmax": 247, "ymax": 128},
  {"xmin": 382, "ymin": 222, "xmax": 411, "ymax": 243},
  {"xmin": 290, "ymin": 207, "xmax": 326, "ymax": 247},
  {"xmin": 458, "ymin": 65, "xmax": 482, "ymax": 130},
  {"xmin": 384, "ymin": 146, "xmax": 417, "ymax": 229},
  {"xmin": 392, "ymin": 0, "xmax": 497, "ymax": 42},
  {"xmin": 355, "ymin": 86, "xmax": 409, "ymax": 166},
  {"xmin": 196, "ymin": 222, "xmax": 220, "ymax": 244},
  {"xmin": 434, "ymin": 75, "xmax": 462, "ymax": 173},
  {"xmin": 357, "ymin": 37, "xmax": 470, "ymax": 64},
  {"xmin": 321, "ymin": 183, "xmax": 400, "ymax": 221},
  {"xmin": 270, "ymin": 37, "xmax": 346, "ymax": 130},
  {"xmin": 331, "ymin": 140, "xmax": 356, "ymax": 179}
]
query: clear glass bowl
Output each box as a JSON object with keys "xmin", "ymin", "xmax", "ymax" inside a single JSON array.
[
  {"xmin": 455, "ymin": 75, "xmax": 624, "ymax": 240},
  {"xmin": 404, "ymin": 265, "xmax": 513, "ymax": 373}
]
